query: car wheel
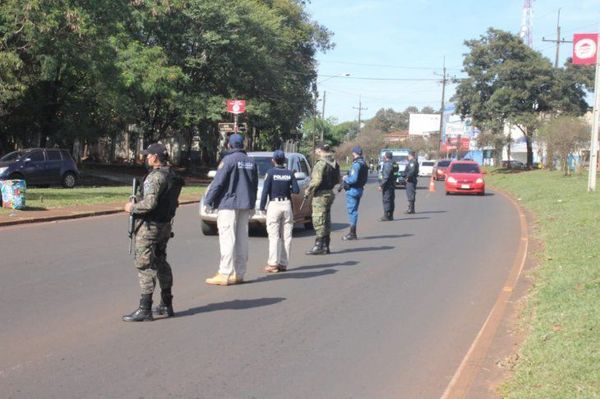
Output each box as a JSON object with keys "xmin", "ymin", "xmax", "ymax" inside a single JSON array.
[
  {"xmin": 62, "ymin": 172, "xmax": 77, "ymax": 188},
  {"xmin": 446, "ymin": 191, "xmax": 451, "ymax": 195},
  {"xmin": 201, "ymin": 220, "xmax": 218, "ymax": 236},
  {"xmin": 477, "ymin": 191, "xmax": 485, "ymax": 196}
]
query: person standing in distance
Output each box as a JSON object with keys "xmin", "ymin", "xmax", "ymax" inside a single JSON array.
[
  {"xmin": 378, "ymin": 151, "xmax": 396, "ymax": 221},
  {"xmin": 305, "ymin": 143, "xmax": 340, "ymax": 255},
  {"xmin": 122, "ymin": 143, "xmax": 184, "ymax": 321},
  {"xmin": 404, "ymin": 150, "xmax": 419, "ymax": 214},
  {"xmin": 341, "ymin": 146, "xmax": 368, "ymax": 240},
  {"xmin": 204, "ymin": 134, "xmax": 258, "ymax": 285},
  {"xmin": 259, "ymin": 150, "xmax": 299, "ymax": 273}
]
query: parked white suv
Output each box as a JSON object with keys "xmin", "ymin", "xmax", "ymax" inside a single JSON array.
[{"xmin": 199, "ymin": 152, "xmax": 313, "ymax": 235}]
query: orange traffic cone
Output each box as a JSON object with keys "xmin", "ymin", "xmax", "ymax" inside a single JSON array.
[{"xmin": 429, "ymin": 177, "xmax": 436, "ymax": 192}]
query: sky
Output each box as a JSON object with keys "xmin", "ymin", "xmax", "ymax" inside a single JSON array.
[{"xmin": 306, "ymin": 0, "xmax": 600, "ymax": 124}]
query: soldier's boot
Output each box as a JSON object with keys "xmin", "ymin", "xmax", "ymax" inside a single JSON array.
[
  {"xmin": 154, "ymin": 288, "xmax": 174, "ymax": 317},
  {"xmin": 380, "ymin": 211, "xmax": 393, "ymax": 221},
  {"xmin": 342, "ymin": 225, "xmax": 357, "ymax": 241},
  {"xmin": 122, "ymin": 294, "xmax": 153, "ymax": 322},
  {"xmin": 306, "ymin": 237, "xmax": 327, "ymax": 255},
  {"xmin": 406, "ymin": 201, "xmax": 415, "ymax": 214},
  {"xmin": 324, "ymin": 235, "xmax": 331, "ymax": 254}
]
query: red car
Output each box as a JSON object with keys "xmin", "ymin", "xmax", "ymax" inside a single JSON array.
[
  {"xmin": 432, "ymin": 159, "xmax": 451, "ymax": 181},
  {"xmin": 444, "ymin": 160, "xmax": 485, "ymax": 195}
]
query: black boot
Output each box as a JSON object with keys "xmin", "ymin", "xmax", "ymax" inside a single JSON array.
[
  {"xmin": 405, "ymin": 201, "xmax": 415, "ymax": 214},
  {"xmin": 306, "ymin": 237, "xmax": 327, "ymax": 255},
  {"xmin": 324, "ymin": 235, "xmax": 331, "ymax": 254},
  {"xmin": 154, "ymin": 288, "xmax": 174, "ymax": 317},
  {"xmin": 380, "ymin": 211, "xmax": 393, "ymax": 221},
  {"xmin": 342, "ymin": 225, "xmax": 357, "ymax": 241},
  {"xmin": 122, "ymin": 294, "xmax": 153, "ymax": 322}
]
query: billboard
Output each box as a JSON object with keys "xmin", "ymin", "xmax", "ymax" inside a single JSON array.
[{"xmin": 409, "ymin": 113, "xmax": 441, "ymax": 136}]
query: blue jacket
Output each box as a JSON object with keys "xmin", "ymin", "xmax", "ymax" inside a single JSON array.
[
  {"xmin": 204, "ymin": 149, "xmax": 259, "ymax": 210},
  {"xmin": 259, "ymin": 166, "xmax": 299, "ymax": 210},
  {"xmin": 344, "ymin": 156, "xmax": 368, "ymax": 195}
]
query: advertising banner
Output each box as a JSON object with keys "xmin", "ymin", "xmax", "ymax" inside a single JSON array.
[{"xmin": 573, "ymin": 34, "xmax": 598, "ymax": 65}]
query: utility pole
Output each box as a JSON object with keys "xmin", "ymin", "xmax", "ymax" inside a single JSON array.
[
  {"xmin": 353, "ymin": 96, "xmax": 367, "ymax": 135},
  {"xmin": 542, "ymin": 9, "xmax": 573, "ymax": 68},
  {"xmin": 321, "ymin": 90, "xmax": 327, "ymax": 140},
  {"xmin": 437, "ymin": 58, "xmax": 449, "ymax": 156}
]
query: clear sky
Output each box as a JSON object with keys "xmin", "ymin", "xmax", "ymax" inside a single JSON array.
[{"xmin": 306, "ymin": 0, "xmax": 600, "ymax": 124}]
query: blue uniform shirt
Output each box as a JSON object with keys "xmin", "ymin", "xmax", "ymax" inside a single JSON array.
[
  {"xmin": 260, "ymin": 166, "xmax": 299, "ymax": 210},
  {"xmin": 204, "ymin": 149, "xmax": 259, "ymax": 210}
]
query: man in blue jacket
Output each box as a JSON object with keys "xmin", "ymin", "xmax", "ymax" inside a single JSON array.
[
  {"xmin": 341, "ymin": 146, "xmax": 368, "ymax": 240},
  {"xmin": 204, "ymin": 134, "xmax": 258, "ymax": 285}
]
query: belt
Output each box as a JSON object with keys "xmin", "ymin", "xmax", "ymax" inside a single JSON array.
[{"xmin": 272, "ymin": 197, "xmax": 289, "ymax": 201}]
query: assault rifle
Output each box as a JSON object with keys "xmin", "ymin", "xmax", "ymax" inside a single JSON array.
[{"xmin": 128, "ymin": 178, "xmax": 139, "ymax": 255}]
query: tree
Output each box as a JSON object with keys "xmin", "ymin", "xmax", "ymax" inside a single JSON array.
[
  {"xmin": 538, "ymin": 116, "xmax": 589, "ymax": 175},
  {"xmin": 454, "ymin": 28, "xmax": 589, "ymax": 168}
]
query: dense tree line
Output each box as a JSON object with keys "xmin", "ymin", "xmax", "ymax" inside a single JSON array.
[
  {"xmin": 0, "ymin": 0, "xmax": 332, "ymax": 161},
  {"xmin": 454, "ymin": 28, "xmax": 594, "ymax": 167}
]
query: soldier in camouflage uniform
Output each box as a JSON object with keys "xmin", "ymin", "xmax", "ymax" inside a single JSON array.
[
  {"xmin": 123, "ymin": 143, "xmax": 184, "ymax": 322},
  {"xmin": 305, "ymin": 143, "xmax": 340, "ymax": 255}
]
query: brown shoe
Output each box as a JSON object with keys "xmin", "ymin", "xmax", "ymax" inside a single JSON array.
[
  {"xmin": 205, "ymin": 274, "xmax": 231, "ymax": 286},
  {"xmin": 264, "ymin": 265, "xmax": 280, "ymax": 273}
]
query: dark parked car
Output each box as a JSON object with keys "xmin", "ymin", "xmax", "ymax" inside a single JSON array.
[
  {"xmin": 501, "ymin": 160, "xmax": 527, "ymax": 170},
  {"xmin": 0, "ymin": 148, "xmax": 80, "ymax": 188}
]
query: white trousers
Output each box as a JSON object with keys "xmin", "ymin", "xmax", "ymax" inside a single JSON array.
[
  {"xmin": 266, "ymin": 200, "xmax": 293, "ymax": 267},
  {"xmin": 217, "ymin": 209, "xmax": 251, "ymax": 277}
]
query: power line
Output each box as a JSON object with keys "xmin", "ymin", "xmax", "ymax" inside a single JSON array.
[{"xmin": 317, "ymin": 59, "xmax": 463, "ymax": 71}]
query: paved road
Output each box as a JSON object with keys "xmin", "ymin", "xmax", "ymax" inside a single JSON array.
[{"xmin": 0, "ymin": 177, "xmax": 521, "ymax": 399}]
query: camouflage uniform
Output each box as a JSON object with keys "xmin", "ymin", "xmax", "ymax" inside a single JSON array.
[
  {"xmin": 306, "ymin": 153, "xmax": 339, "ymax": 239},
  {"xmin": 131, "ymin": 167, "xmax": 173, "ymax": 295}
]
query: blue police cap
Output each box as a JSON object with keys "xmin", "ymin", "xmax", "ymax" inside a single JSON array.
[
  {"xmin": 352, "ymin": 145, "xmax": 363, "ymax": 155},
  {"xmin": 229, "ymin": 133, "xmax": 244, "ymax": 148},
  {"xmin": 273, "ymin": 149, "xmax": 285, "ymax": 161}
]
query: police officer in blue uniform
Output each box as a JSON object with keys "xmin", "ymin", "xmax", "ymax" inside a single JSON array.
[
  {"xmin": 341, "ymin": 146, "xmax": 369, "ymax": 240},
  {"xmin": 260, "ymin": 150, "xmax": 299, "ymax": 273},
  {"xmin": 403, "ymin": 151, "xmax": 419, "ymax": 214},
  {"xmin": 378, "ymin": 151, "xmax": 395, "ymax": 221}
]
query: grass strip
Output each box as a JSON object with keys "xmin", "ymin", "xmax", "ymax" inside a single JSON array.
[
  {"xmin": 0, "ymin": 185, "xmax": 205, "ymax": 214},
  {"xmin": 485, "ymin": 170, "xmax": 600, "ymax": 398}
]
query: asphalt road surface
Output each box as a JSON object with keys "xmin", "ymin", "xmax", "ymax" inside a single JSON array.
[{"xmin": 0, "ymin": 177, "xmax": 521, "ymax": 399}]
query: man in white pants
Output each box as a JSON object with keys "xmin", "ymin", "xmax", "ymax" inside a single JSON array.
[
  {"xmin": 259, "ymin": 150, "xmax": 299, "ymax": 272},
  {"xmin": 203, "ymin": 134, "xmax": 258, "ymax": 285}
]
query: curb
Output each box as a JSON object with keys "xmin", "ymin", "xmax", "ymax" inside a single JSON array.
[{"xmin": 0, "ymin": 199, "xmax": 199, "ymax": 228}]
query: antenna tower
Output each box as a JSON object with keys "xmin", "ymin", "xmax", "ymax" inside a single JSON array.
[{"xmin": 519, "ymin": 0, "xmax": 534, "ymax": 47}]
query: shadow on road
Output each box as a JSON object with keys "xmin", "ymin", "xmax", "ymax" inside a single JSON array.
[
  {"xmin": 415, "ymin": 210, "xmax": 447, "ymax": 214},
  {"xmin": 359, "ymin": 234, "xmax": 413, "ymax": 240},
  {"xmin": 293, "ymin": 260, "xmax": 359, "ymax": 272},
  {"xmin": 333, "ymin": 245, "xmax": 394, "ymax": 254},
  {"xmin": 391, "ymin": 216, "xmax": 430, "ymax": 221},
  {"xmin": 177, "ymin": 297, "xmax": 286, "ymax": 317},
  {"xmin": 251, "ymin": 268, "xmax": 338, "ymax": 284}
]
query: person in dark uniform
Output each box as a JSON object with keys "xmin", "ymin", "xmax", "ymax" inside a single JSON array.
[
  {"xmin": 341, "ymin": 145, "xmax": 368, "ymax": 240},
  {"xmin": 378, "ymin": 151, "xmax": 395, "ymax": 221},
  {"xmin": 122, "ymin": 143, "xmax": 184, "ymax": 321},
  {"xmin": 260, "ymin": 150, "xmax": 299, "ymax": 273},
  {"xmin": 403, "ymin": 151, "xmax": 419, "ymax": 214}
]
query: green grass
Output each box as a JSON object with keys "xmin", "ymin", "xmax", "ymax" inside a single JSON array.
[
  {"xmin": 0, "ymin": 185, "xmax": 205, "ymax": 213},
  {"xmin": 485, "ymin": 169, "xmax": 600, "ymax": 398}
]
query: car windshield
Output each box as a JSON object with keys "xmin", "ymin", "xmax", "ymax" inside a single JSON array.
[
  {"xmin": 437, "ymin": 160, "xmax": 451, "ymax": 167},
  {"xmin": 450, "ymin": 163, "xmax": 480, "ymax": 173},
  {"xmin": 0, "ymin": 151, "xmax": 24, "ymax": 162},
  {"xmin": 392, "ymin": 155, "xmax": 408, "ymax": 163},
  {"xmin": 250, "ymin": 156, "xmax": 289, "ymax": 177}
]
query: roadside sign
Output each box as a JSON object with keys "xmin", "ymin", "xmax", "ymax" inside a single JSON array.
[
  {"xmin": 218, "ymin": 122, "xmax": 247, "ymax": 133},
  {"xmin": 573, "ymin": 33, "xmax": 598, "ymax": 65},
  {"xmin": 226, "ymin": 99, "xmax": 246, "ymax": 114}
]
